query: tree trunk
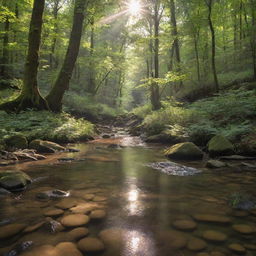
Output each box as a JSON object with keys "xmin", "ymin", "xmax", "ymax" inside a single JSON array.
[
  {"xmin": 0, "ymin": 18, "xmax": 10, "ymax": 83},
  {"xmin": 88, "ymin": 17, "xmax": 96, "ymax": 95},
  {"xmin": 206, "ymin": 0, "xmax": 219, "ymax": 92},
  {"xmin": 46, "ymin": 0, "xmax": 87, "ymax": 112},
  {"xmin": 0, "ymin": 0, "xmax": 48, "ymax": 112},
  {"xmin": 250, "ymin": 0, "xmax": 256, "ymax": 79},
  {"xmin": 194, "ymin": 30, "xmax": 201, "ymax": 82},
  {"xmin": 50, "ymin": 0, "xmax": 60, "ymax": 68},
  {"xmin": 151, "ymin": 1, "xmax": 161, "ymax": 111}
]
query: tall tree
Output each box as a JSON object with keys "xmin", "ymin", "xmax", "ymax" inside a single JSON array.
[
  {"xmin": 205, "ymin": 0, "xmax": 219, "ymax": 92},
  {"xmin": 46, "ymin": 0, "xmax": 88, "ymax": 112},
  {"xmin": 0, "ymin": 0, "xmax": 48, "ymax": 111}
]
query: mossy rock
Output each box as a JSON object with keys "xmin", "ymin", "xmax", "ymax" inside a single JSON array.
[
  {"xmin": 207, "ymin": 135, "xmax": 234, "ymax": 156},
  {"xmin": 164, "ymin": 142, "xmax": 204, "ymax": 160},
  {"xmin": 0, "ymin": 170, "xmax": 32, "ymax": 192},
  {"xmin": 29, "ymin": 139, "xmax": 65, "ymax": 153},
  {"xmin": 4, "ymin": 135, "xmax": 28, "ymax": 149}
]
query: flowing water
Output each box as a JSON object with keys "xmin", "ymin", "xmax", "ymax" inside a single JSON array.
[{"xmin": 0, "ymin": 133, "xmax": 256, "ymax": 256}]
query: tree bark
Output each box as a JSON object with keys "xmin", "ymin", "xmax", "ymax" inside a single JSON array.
[
  {"xmin": 0, "ymin": 0, "xmax": 48, "ymax": 112},
  {"xmin": 206, "ymin": 0, "xmax": 219, "ymax": 92},
  {"xmin": 46, "ymin": 0, "xmax": 88, "ymax": 112},
  {"xmin": 151, "ymin": 0, "xmax": 161, "ymax": 111}
]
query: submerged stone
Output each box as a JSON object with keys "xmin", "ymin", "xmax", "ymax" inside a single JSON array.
[
  {"xmin": 228, "ymin": 243, "xmax": 246, "ymax": 254},
  {"xmin": 61, "ymin": 214, "xmax": 90, "ymax": 227},
  {"xmin": 232, "ymin": 224, "xmax": 255, "ymax": 234},
  {"xmin": 173, "ymin": 220, "xmax": 197, "ymax": 231},
  {"xmin": 192, "ymin": 214, "xmax": 231, "ymax": 224},
  {"xmin": 187, "ymin": 237, "xmax": 207, "ymax": 251},
  {"xmin": 77, "ymin": 237, "xmax": 105, "ymax": 252},
  {"xmin": 149, "ymin": 161, "xmax": 202, "ymax": 176},
  {"xmin": 0, "ymin": 223, "xmax": 26, "ymax": 239},
  {"xmin": 202, "ymin": 230, "xmax": 227, "ymax": 242},
  {"xmin": 67, "ymin": 227, "xmax": 89, "ymax": 241},
  {"xmin": 206, "ymin": 160, "xmax": 226, "ymax": 168},
  {"xmin": 55, "ymin": 242, "xmax": 83, "ymax": 256}
]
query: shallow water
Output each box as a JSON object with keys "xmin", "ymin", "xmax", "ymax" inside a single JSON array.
[{"xmin": 0, "ymin": 136, "xmax": 256, "ymax": 256}]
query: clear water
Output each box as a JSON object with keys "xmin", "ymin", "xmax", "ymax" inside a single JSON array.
[{"xmin": 0, "ymin": 137, "xmax": 256, "ymax": 256}]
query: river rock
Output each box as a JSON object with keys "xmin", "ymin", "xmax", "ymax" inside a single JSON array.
[
  {"xmin": 55, "ymin": 242, "xmax": 83, "ymax": 256},
  {"xmin": 228, "ymin": 243, "xmax": 246, "ymax": 254},
  {"xmin": 29, "ymin": 140, "xmax": 65, "ymax": 153},
  {"xmin": 0, "ymin": 170, "xmax": 31, "ymax": 192},
  {"xmin": 232, "ymin": 224, "xmax": 255, "ymax": 234},
  {"xmin": 173, "ymin": 220, "xmax": 197, "ymax": 231},
  {"xmin": 192, "ymin": 214, "xmax": 231, "ymax": 224},
  {"xmin": 149, "ymin": 161, "xmax": 202, "ymax": 176},
  {"xmin": 164, "ymin": 142, "xmax": 204, "ymax": 160},
  {"xmin": 157, "ymin": 230, "xmax": 187, "ymax": 249},
  {"xmin": 20, "ymin": 245, "xmax": 58, "ymax": 256},
  {"xmin": 210, "ymin": 251, "xmax": 226, "ymax": 256},
  {"xmin": 67, "ymin": 227, "xmax": 89, "ymax": 241},
  {"xmin": 0, "ymin": 223, "xmax": 26, "ymax": 239},
  {"xmin": 43, "ymin": 219, "xmax": 64, "ymax": 233},
  {"xmin": 36, "ymin": 190, "xmax": 70, "ymax": 200},
  {"xmin": 202, "ymin": 230, "xmax": 227, "ymax": 242},
  {"xmin": 23, "ymin": 221, "xmax": 45, "ymax": 233},
  {"xmin": 206, "ymin": 160, "xmax": 226, "ymax": 168},
  {"xmin": 187, "ymin": 237, "xmax": 207, "ymax": 251},
  {"xmin": 196, "ymin": 253, "xmax": 210, "ymax": 256},
  {"xmin": 61, "ymin": 214, "xmax": 90, "ymax": 227},
  {"xmin": 77, "ymin": 237, "xmax": 105, "ymax": 252},
  {"xmin": 55, "ymin": 198, "xmax": 76, "ymax": 209},
  {"xmin": 90, "ymin": 210, "xmax": 106, "ymax": 220},
  {"xmin": 44, "ymin": 209, "xmax": 64, "ymax": 217},
  {"xmin": 4, "ymin": 135, "xmax": 28, "ymax": 149},
  {"xmin": 0, "ymin": 187, "xmax": 11, "ymax": 196},
  {"xmin": 99, "ymin": 228, "xmax": 125, "ymax": 253},
  {"xmin": 70, "ymin": 202, "xmax": 101, "ymax": 214},
  {"xmin": 93, "ymin": 196, "xmax": 107, "ymax": 202},
  {"xmin": 208, "ymin": 135, "xmax": 234, "ymax": 156},
  {"xmin": 243, "ymin": 243, "xmax": 256, "ymax": 250},
  {"xmin": 83, "ymin": 194, "xmax": 94, "ymax": 200}
]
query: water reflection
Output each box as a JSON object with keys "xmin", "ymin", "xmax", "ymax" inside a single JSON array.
[{"xmin": 123, "ymin": 230, "xmax": 156, "ymax": 256}]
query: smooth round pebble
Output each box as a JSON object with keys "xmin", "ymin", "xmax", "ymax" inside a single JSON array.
[
  {"xmin": 228, "ymin": 243, "xmax": 246, "ymax": 254},
  {"xmin": 78, "ymin": 237, "xmax": 105, "ymax": 252},
  {"xmin": 202, "ymin": 230, "xmax": 227, "ymax": 242},
  {"xmin": 56, "ymin": 242, "xmax": 83, "ymax": 256},
  {"xmin": 193, "ymin": 214, "xmax": 231, "ymax": 224},
  {"xmin": 0, "ymin": 223, "xmax": 26, "ymax": 239},
  {"xmin": 61, "ymin": 214, "xmax": 89, "ymax": 227},
  {"xmin": 210, "ymin": 251, "xmax": 226, "ymax": 256},
  {"xmin": 187, "ymin": 237, "xmax": 207, "ymax": 251},
  {"xmin": 173, "ymin": 220, "xmax": 197, "ymax": 231},
  {"xmin": 196, "ymin": 253, "xmax": 210, "ymax": 256},
  {"xmin": 232, "ymin": 224, "xmax": 255, "ymax": 234},
  {"xmin": 67, "ymin": 227, "xmax": 89, "ymax": 240},
  {"xmin": 90, "ymin": 210, "xmax": 106, "ymax": 220},
  {"xmin": 83, "ymin": 194, "xmax": 94, "ymax": 200},
  {"xmin": 93, "ymin": 196, "xmax": 107, "ymax": 202},
  {"xmin": 44, "ymin": 209, "xmax": 64, "ymax": 217}
]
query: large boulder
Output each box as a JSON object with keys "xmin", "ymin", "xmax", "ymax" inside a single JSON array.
[
  {"xmin": 207, "ymin": 135, "xmax": 234, "ymax": 156},
  {"xmin": 0, "ymin": 170, "xmax": 32, "ymax": 192},
  {"xmin": 164, "ymin": 142, "xmax": 204, "ymax": 160},
  {"xmin": 29, "ymin": 140, "xmax": 65, "ymax": 153},
  {"xmin": 4, "ymin": 135, "xmax": 28, "ymax": 149}
]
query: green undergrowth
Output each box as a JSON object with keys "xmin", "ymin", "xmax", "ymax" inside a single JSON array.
[
  {"xmin": 136, "ymin": 88, "xmax": 256, "ymax": 146},
  {"xmin": 64, "ymin": 92, "xmax": 122, "ymax": 119},
  {"xmin": 0, "ymin": 110, "xmax": 95, "ymax": 143}
]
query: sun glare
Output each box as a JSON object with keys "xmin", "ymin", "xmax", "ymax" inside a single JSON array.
[{"xmin": 127, "ymin": 0, "xmax": 141, "ymax": 15}]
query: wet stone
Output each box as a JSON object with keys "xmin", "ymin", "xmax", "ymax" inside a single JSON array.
[
  {"xmin": 61, "ymin": 214, "xmax": 90, "ymax": 227},
  {"xmin": 173, "ymin": 220, "xmax": 197, "ymax": 231},
  {"xmin": 70, "ymin": 202, "xmax": 102, "ymax": 214},
  {"xmin": 243, "ymin": 243, "xmax": 256, "ymax": 250},
  {"xmin": 228, "ymin": 243, "xmax": 246, "ymax": 254},
  {"xmin": 232, "ymin": 210, "xmax": 249, "ymax": 217},
  {"xmin": 55, "ymin": 199, "xmax": 77, "ymax": 210},
  {"xmin": 0, "ymin": 223, "xmax": 26, "ymax": 239},
  {"xmin": 44, "ymin": 209, "xmax": 64, "ymax": 217},
  {"xmin": 90, "ymin": 210, "xmax": 106, "ymax": 220},
  {"xmin": 157, "ymin": 230, "xmax": 187, "ymax": 250},
  {"xmin": 67, "ymin": 227, "xmax": 89, "ymax": 241},
  {"xmin": 23, "ymin": 221, "xmax": 44, "ymax": 233},
  {"xmin": 83, "ymin": 194, "xmax": 94, "ymax": 200},
  {"xmin": 55, "ymin": 242, "xmax": 83, "ymax": 256},
  {"xmin": 202, "ymin": 230, "xmax": 227, "ymax": 242},
  {"xmin": 232, "ymin": 224, "xmax": 255, "ymax": 234},
  {"xmin": 43, "ymin": 219, "xmax": 64, "ymax": 233},
  {"xmin": 187, "ymin": 237, "xmax": 207, "ymax": 251},
  {"xmin": 196, "ymin": 253, "xmax": 210, "ymax": 256},
  {"xmin": 19, "ymin": 245, "xmax": 58, "ymax": 256},
  {"xmin": 193, "ymin": 214, "xmax": 231, "ymax": 224},
  {"xmin": 210, "ymin": 251, "xmax": 226, "ymax": 256},
  {"xmin": 77, "ymin": 237, "xmax": 105, "ymax": 252},
  {"xmin": 93, "ymin": 196, "xmax": 107, "ymax": 202}
]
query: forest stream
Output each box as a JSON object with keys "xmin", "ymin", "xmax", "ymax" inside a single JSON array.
[{"xmin": 0, "ymin": 128, "xmax": 256, "ymax": 256}]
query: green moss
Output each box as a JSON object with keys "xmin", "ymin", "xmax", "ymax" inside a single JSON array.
[
  {"xmin": 208, "ymin": 135, "xmax": 234, "ymax": 156},
  {"xmin": 0, "ymin": 110, "xmax": 95, "ymax": 143}
]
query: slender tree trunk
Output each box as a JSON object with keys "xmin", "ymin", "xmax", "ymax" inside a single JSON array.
[
  {"xmin": 46, "ymin": 0, "xmax": 87, "ymax": 112},
  {"xmin": 50, "ymin": 0, "xmax": 60, "ymax": 68},
  {"xmin": 88, "ymin": 17, "xmax": 96, "ymax": 95},
  {"xmin": 206, "ymin": 0, "xmax": 219, "ymax": 92},
  {"xmin": 250, "ymin": 0, "xmax": 256, "ymax": 79},
  {"xmin": 0, "ymin": 0, "xmax": 48, "ymax": 111},
  {"xmin": 0, "ymin": 18, "xmax": 10, "ymax": 82},
  {"xmin": 150, "ymin": 1, "xmax": 161, "ymax": 111},
  {"xmin": 194, "ymin": 30, "xmax": 201, "ymax": 82}
]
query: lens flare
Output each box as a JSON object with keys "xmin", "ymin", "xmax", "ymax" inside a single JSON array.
[{"xmin": 127, "ymin": 0, "xmax": 141, "ymax": 15}]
